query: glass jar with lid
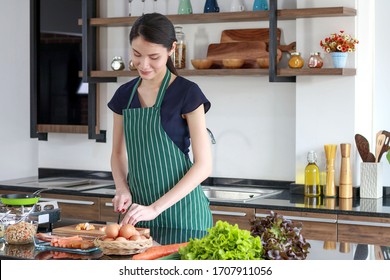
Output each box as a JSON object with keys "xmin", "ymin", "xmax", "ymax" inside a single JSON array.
[
  {"xmin": 288, "ymin": 52, "xmax": 304, "ymax": 69},
  {"xmin": 173, "ymin": 26, "xmax": 186, "ymax": 69},
  {"xmin": 308, "ymin": 52, "xmax": 324, "ymax": 68},
  {"xmin": 111, "ymin": 56, "xmax": 125, "ymax": 71}
]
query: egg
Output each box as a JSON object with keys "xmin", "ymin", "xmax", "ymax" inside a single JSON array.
[
  {"xmin": 105, "ymin": 223, "xmax": 120, "ymax": 238},
  {"xmin": 118, "ymin": 224, "xmax": 137, "ymax": 239},
  {"xmin": 114, "ymin": 236, "xmax": 128, "ymax": 242},
  {"xmin": 103, "ymin": 237, "xmax": 115, "ymax": 241},
  {"xmin": 129, "ymin": 235, "xmax": 142, "ymax": 241}
]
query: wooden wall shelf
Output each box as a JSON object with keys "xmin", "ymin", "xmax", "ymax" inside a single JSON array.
[
  {"xmin": 85, "ymin": 68, "xmax": 356, "ymax": 78},
  {"xmin": 80, "ymin": 7, "xmax": 356, "ymax": 27},
  {"xmin": 80, "ymin": 5, "xmax": 357, "ymax": 82},
  {"xmin": 278, "ymin": 68, "xmax": 356, "ymax": 76}
]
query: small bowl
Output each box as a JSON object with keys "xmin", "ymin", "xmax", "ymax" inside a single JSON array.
[
  {"xmin": 191, "ymin": 59, "xmax": 213, "ymax": 69},
  {"xmin": 256, "ymin": 57, "xmax": 270, "ymax": 68},
  {"xmin": 222, "ymin": 58, "xmax": 245, "ymax": 69}
]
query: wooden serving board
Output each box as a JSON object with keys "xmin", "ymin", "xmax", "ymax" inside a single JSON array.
[
  {"xmin": 220, "ymin": 28, "xmax": 281, "ymax": 43},
  {"xmin": 207, "ymin": 41, "xmax": 282, "ymax": 68},
  {"xmin": 207, "ymin": 41, "xmax": 270, "ymax": 60},
  {"xmin": 52, "ymin": 223, "xmax": 149, "ymax": 238}
]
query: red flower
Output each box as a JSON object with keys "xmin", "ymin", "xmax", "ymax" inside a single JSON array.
[{"xmin": 320, "ymin": 30, "xmax": 358, "ymax": 53}]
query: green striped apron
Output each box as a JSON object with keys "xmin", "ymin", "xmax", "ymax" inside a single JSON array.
[{"xmin": 123, "ymin": 70, "xmax": 212, "ymax": 232}]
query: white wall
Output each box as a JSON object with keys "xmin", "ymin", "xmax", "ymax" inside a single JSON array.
[
  {"xmin": 0, "ymin": 0, "xmax": 388, "ymax": 186},
  {"xmin": 0, "ymin": 0, "xmax": 38, "ymax": 180},
  {"xmin": 374, "ymin": 0, "xmax": 390, "ymax": 184}
]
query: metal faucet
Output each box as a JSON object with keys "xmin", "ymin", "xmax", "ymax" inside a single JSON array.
[{"xmin": 206, "ymin": 128, "xmax": 216, "ymax": 144}]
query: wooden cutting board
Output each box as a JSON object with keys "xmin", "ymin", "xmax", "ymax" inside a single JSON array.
[
  {"xmin": 220, "ymin": 28, "xmax": 281, "ymax": 43},
  {"xmin": 53, "ymin": 223, "xmax": 106, "ymax": 237},
  {"xmin": 207, "ymin": 41, "xmax": 282, "ymax": 67},
  {"xmin": 207, "ymin": 41, "xmax": 277, "ymax": 60}
]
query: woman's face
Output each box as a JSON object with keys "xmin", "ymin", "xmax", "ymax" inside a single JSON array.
[{"xmin": 131, "ymin": 36, "xmax": 174, "ymax": 80}]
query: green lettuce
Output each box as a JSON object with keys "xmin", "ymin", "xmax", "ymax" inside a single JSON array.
[{"xmin": 179, "ymin": 220, "xmax": 263, "ymax": 260}]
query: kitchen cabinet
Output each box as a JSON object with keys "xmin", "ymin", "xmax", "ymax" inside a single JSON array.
[
  {"xmin": 210, "ymin": 205, "xmax": 255, "ymax": 230},
  {"xmin": 255, "ymin": 208, "xmax": 338, "ymax": 241},
  {"xmin": 40, "ymin": 193, "xmax": 100, "ymax": 221},
  {"xmin": 338, "ymin": 214, "xmax": 390, "ymax": 245},
  {"xmin": 80, "ymin": 4, "xmax": 356, "ymax": 81},
  {"xmin": 30, "ymin": 0, "xmax": 105, "ymax": 142},
  {"xmin": 99, "ymin": 197, "xmax": 118, "ymax": 223}
]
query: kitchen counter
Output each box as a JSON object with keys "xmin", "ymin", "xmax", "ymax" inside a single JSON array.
[
  {"xmin": 0, "ymin": 225, "xmax": 389, "ymax": 260},
  {"xmin": 0, "ymin": 174, "xmax": 390, "ymax": 219}
]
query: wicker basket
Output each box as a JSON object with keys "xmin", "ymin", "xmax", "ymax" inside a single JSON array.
[{"xmin": 94, "ymin": 237, "xmax": 153, "ymax": 255}]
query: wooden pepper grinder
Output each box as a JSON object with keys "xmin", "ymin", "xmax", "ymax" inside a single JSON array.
[
  {"xmin": 324, "ymin": 144, "xmax": 337, "ymax": 197},
  {"xmin": 339, "ymin": 143, "xmax": 353, "ymax": 198}
]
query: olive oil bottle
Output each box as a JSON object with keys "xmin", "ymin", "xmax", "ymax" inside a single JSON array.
[{"xmin": 304, "ymin": 151, "xmax": 321, "ymax": 197}]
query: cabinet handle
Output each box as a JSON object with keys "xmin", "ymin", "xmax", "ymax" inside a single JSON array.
[
  {"xmin": 211, "ymin": 210, "xmax": 246, "ymax": 217},
  {"xmin": 40, "ymin": 198, "xmax": 95, "ymax": 206},
  {"xmin": 105, "ymin": 202, "xmax": 113, "ymax": 207},
  {"xmin": 255, "ymin": 213, "xmax": 336, "ymax": 223},
  {"xmin": 338, "ymin": 219, "xmax": 390, "ymax": 228}
]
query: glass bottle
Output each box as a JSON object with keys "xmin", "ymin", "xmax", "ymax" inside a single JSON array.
[
  {"xmin": 308, "ymin": 52, "xmax": 324, "ymax": 68},
  {"xmin": 230, "ymin": 0, "xmax": 245, "ymax": 12},
  {"xmin": 288, "ymin": 52, "xmax": 304, "ymax": 69},
  {"xmin": 304, "ymin": 151, "xmax": 321, "ymax": 197},
  {"xmin": 178, "ymin": 0, "xmax": 193, "ymax": 14},
  {"xmin": 253, "ymin": 0, "xmax": 268, "ymax": 11},
  {"xmin": 204, "ymin": 0, "xmax": 220, "ymax": 13},
  {"xmin": 174, "ymin": 26, "xmax": 186, "ymax": 69}
]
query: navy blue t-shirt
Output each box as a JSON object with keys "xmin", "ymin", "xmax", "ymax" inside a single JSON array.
[{"xmin": 107, "ymin": 76, "xmax": 211, "ymax": 157}]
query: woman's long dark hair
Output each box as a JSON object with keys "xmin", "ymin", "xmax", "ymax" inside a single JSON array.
[{"xmin": 130, "ymin": 13, "xmax": 178, "ymax": 76}]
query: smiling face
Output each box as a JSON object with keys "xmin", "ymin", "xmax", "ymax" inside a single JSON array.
[{"xmin": 131, "ymin": 36, "xmax": 175, "ymax": 81}]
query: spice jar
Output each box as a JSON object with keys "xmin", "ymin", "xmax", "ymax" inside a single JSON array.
[
  {"xmin": 308, "ymin": 52, "xmax": 324, "ymax": 68},
  {"xmin": 288, "ymin": 52, "xmax": 304, "ymax": 69},
  {"xmin": 173, "ymin": 26, "xmax": 186, "ymax": 69}
]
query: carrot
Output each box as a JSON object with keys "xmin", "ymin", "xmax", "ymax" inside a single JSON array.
[
  {"xmin": 50, "ymin": 236, "xmax": 83, "ymax": 247},
  {"xmin": 132, "ymin": 242, "xmax": 189, "ymax": 260}
]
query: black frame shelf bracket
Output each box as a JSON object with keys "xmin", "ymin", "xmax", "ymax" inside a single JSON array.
[
  {"xmin": 268, "ymin": 0, "xmax": 296, "ymax": 83},
  {"xmin": 30, "ymin": 0, "xmax": 48, "ymax": 141},
  {"xmin": 87, "ymin": 83, "xmax": 106, "ymax": 143},
  {"xmin": 82, "ymin": 0, "xmax": 116, "ymax": 84},
  {"xmin": 82, "ymin": 0, "xmax": 107, "ymax": 142}
]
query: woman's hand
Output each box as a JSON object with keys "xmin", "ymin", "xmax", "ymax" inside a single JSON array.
[
  {"xmin": 121, "ymin": 203, "xmax": 160, "ymax": 225},
  {"xmin": 112, "ymin": 188, "xmax": 132, "ymax": 213}
]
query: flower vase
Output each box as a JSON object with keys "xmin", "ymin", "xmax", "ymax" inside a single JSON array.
[{"xmin": 331, "ymin": 52, "xmax": 348, "ymax": 68}]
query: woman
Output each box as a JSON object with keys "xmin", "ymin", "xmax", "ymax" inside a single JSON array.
[{"xmin": 108, "ymin": 13, "xmax": 213, "ymax": 232}]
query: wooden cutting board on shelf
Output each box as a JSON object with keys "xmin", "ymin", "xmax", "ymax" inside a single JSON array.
[
  {"xmin": 207, "ymin": 41, "xmax": 277, "ymax": 60},
  {"xmin": 220, "ymin": 28, "xmax": 281, "ymax": 43},
  {"xmin": 207, "ymin": 41, "xmax": 282, "ymax": 67}
]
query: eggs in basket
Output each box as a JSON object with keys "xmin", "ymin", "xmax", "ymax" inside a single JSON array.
[{"xmin": 94, "ymin": 223, "xmax": 153, "ymax": 255}]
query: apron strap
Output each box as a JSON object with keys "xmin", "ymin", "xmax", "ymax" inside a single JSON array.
[
  {"xmin": 126, "ymin": 77, "xmax": 141, "ymax": 109},
  {"xmin": 154, "ymin": 69, "xmax": 171, "ymax": 109},
  {"xmin": 126, "ymin": 69, "xmax": 171, "ymax": 110}
]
